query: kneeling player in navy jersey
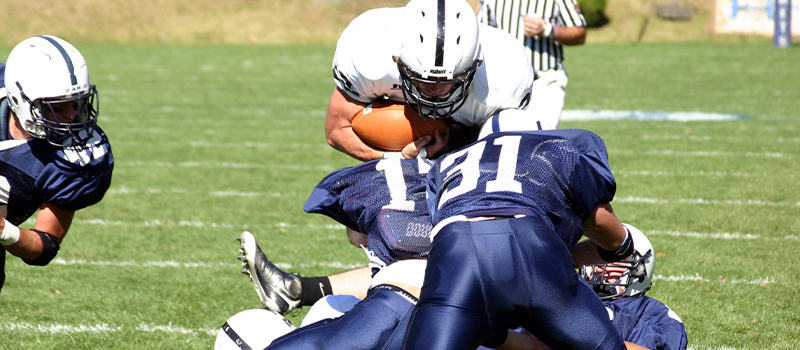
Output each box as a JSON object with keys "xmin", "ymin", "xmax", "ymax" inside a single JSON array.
[
  {"xmin": 402, "ymin": 123, "xmax": 632, "ymax": 349},
  {"xmin": 0, "ymin": 36, "xmax": 114, "ymax": 292}
]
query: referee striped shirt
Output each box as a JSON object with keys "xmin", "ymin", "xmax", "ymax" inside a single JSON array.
[{"xmin": 477, "ymin": 0, "xmax": 586, "ymax": 74}]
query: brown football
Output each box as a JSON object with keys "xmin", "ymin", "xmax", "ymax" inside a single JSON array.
[{"xmin": 351, "ymin": 101, "xmax": 448, "ymax": 151}]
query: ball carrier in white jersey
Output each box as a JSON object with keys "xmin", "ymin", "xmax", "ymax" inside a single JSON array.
[
  {"xmin": 477, "ymin": 0, "xmax": 588, "ymax": 128},
  {"xmin": 326, "ymin": 0, "xmax": 547, "ymax": 162},
  {"xmin": 237, "ymin": 0, "xmax": 551, "ymax": 322}
]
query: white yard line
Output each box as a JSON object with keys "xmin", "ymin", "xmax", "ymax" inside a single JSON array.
[
  {"xmin": 1, "ymin": 321, "xmax": 217, "ymax": 336},
  {"xmin": 608, "ymin": 149, "xmax": 794, "ymax": 158},
  {"xmin": 561, "ymin": 110, "xmax": 751, "ymax": 121},
  {"xmin": 49, "ymin": 258, "xmax": 365, "ymax": 271},
  {"xmin": 615, "ymin": 196, "xmax": 800, "ymax": 208}
]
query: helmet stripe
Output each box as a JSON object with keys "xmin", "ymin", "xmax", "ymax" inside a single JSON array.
[
  {"xmin": 435, "ymin": 0, "xmax": 445, "ymax": 67},
  {"xmin": 221, "ymin": 322, "xmax": 253, "ymax": 350},
  {"xmin": 38, "ymin": 36, "xmax": 78, "ymax": 85}
]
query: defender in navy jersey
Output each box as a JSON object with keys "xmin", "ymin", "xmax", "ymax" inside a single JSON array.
[
  {"xmin": 236, "ymin": 158, "xmax": 432, "ymax": 350},
  {"xmin": 233, "ymin": 158, "xmax": 536, "ymax": 350},
  {"xmin": 402, "ymin": 129, "xmax": 631, "ymax": 350},
  {"xmin": 0, "ymin": 36, "xmax": 114, "ymax": 291}
]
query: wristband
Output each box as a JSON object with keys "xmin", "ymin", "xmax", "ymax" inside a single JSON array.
[
  {"xmin": 597, "ymin": 226, "xmax": 634, "ymax": 262},
  {"xmin": 1, "ymin": 219, "xmax": 21, "ymax": 246},
  {"xmin": 383, "ymin": 151, "xmax": 404, "ymax": 159},
  {"xmin": 416, "ymin": 147, "xmax": 428, "ymax": 159}
]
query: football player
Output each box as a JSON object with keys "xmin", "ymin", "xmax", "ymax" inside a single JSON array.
[
  {"xmin": 579, "ymin": 225, "xmax": 688, "ymax": 350},
  {"xmin": 0, "ymin": 36, "xmax": 114, "ymax": 292},
  {"xmin": 325, "ymin": 0, "xmax": 543, "ymax": 162},
  {"xmin": 402, "ymin": 124, "xmax": 631, "ymax": 349}
]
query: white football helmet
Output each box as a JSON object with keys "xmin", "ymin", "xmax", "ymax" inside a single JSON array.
[
  {"xmin": 580, "ymin": 223, "xmax": 655, "ymax": 300},
  {"xmin": 214, "ymin": 309, "xmax": 296, "ymax": 350},
  {"xmin": 4, "ymin": 35, "xmax": 99, "ymax": 147},
  {"xmin": 396, "ymin": 0, "xmax": 482, "ymax": 119}
]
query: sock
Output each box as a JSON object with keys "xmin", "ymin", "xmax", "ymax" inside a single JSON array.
[{"xmin": 300, "ymin": 276, "xmax": 333, "ymax": 306}]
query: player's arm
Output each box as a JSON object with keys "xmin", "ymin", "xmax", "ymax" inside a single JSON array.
[
  {"xmin": 1, "ymin": 203, "xmax": 71, "ymax": 264},
  {"xmin": 324, "ymin": 87, "xmax": 384, "ymax": 161},
  {"xmin": 624, "ymin": 342, "xmax": 652, "ymax": 350},
  {"xmin": 574, "ymin": 203, "xmax": 631, "ymax": 266},
  {"xmin": 346, "ymin": 227, "xmax": 368, "ymax": 248}
]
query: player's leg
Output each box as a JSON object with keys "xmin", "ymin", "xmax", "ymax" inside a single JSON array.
[
  {"xmin": 327, "ymin": 266, "xmax": 372, "ymax": 299},
  {"xmin": 300, "ymin": 295, "xmax": 362, "ymax": 327},
  {"xmin": 506, "ymin": 217, "xmax": 626, "ymax": 350},
  {"xmin": 267, "ymin": 286, "xmax": 416, "ymax": 350},
  {"xmin": 237, "ymin": 231, "xmax": 372, "ymax": 314},
  {"xmin": 401, "ymin": 221, "xmax": 496, "ymax": 350}
]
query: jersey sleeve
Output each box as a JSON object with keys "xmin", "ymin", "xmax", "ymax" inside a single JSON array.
[
  {"xmin": 565, "ymin": 130, "xmax": 616, "ymax": 221},
  {"xmin": 38, "ymin": 130, "xmax": 114, "ymax": 211},
  {"xmin": 456, "ymin": 25, "xmax": 534, "ymax": 126},
  {"xmin": 303, "ymin": 166, "xmax": 361, "ymax": 232},
  {"xmin": 556, "ymin": 0, "xmax": 587, "ymax": 27},
  {"xmin": 331, "ymin": 7, "xmax": 404, "ymax": 104}
]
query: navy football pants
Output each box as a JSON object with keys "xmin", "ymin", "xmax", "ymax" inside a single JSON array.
[
  {"xmin": 267, "ymin": 287, "xmax": 414, "ymax": 350},
  {"xmin": 402, "ymin": 216, "xmax": 626, "ymax": 350}
]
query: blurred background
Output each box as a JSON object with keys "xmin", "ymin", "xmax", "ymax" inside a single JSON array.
[{"xmin": 1, "ymin": 0, "xmax": 794, "ymax": 46}]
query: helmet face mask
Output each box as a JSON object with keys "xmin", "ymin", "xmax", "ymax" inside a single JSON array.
[
  {"xmin": 580, "ymin": 249, "xmax": 654, "ymax": 300},
  {"xmin": 397, "ymin": 0, "xmax": 483, "ymax": 119},
  {"xmin": 579, "ymin": 223, "xmax": 656, "ymax": 300},
  {"xmin": 397, "ymin": 58, "xmax": 480, "ymax": 119},
  {"xmin": 5, "ymin": 35, "xmax": 99, "ymax": 147},
  {"xmin": 21, "ymin": 83, "xmax": 99, "ymax": 147}
]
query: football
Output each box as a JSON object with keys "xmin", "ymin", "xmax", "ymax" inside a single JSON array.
[{"xmin": 351, "ymin": 101, "xmax": 448, "ymax": 151}]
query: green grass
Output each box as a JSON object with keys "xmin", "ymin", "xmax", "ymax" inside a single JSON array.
[{"xmin": 0, "ymin": 42, "xmax": 798, "ymax": 349}]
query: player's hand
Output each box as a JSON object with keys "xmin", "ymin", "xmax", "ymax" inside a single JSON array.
[
  {"xmin": 401, "ymin": 135, "xmax": 432, "ymax": 159},
  {"xmin": 522, "ymin": 15, "xmax": 547, "ymax": 36},
  {"xmin": 425, "ymin": 128, "xmax": 449, "ymax": 158},
  {"xmin": 401, "ymin": 128, "xmax": 448, "ymax": 159}
]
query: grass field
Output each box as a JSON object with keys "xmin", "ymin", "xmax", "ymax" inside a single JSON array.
[{"xmin": 0, "ymin": 42, "xmax": 798, "ymax": 349}]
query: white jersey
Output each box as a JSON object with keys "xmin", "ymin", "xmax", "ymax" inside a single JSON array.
[{"xmin": 332, "ymin": 7, "xmax": 535, "ymax": 127}]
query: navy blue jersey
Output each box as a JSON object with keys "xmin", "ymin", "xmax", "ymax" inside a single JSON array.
[
  {"xmin": 606, "ymin": 297, "xmax": 688, "ymax": 350},
  {"xmin": 0, "ymin": 101, "xmax": 114, "ymax": 226},
  {"xmin": 304, "ymin": 158, "xmax": 433, "ymax": 265},
  {"xmin": 427, "ymin": 129, "xmax": 616, "ymax": 248}
]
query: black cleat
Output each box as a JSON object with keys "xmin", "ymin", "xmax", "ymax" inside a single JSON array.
[{"xmin": 237, "ymin": 231, "xmax": 302, "ymax": 315}]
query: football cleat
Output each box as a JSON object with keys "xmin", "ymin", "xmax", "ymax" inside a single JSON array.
[{"xmin": 237, "ymin": 231, "xmax": 302, "ymax": 315}]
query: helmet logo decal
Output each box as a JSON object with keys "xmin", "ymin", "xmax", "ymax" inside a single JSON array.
[
  {"xmin": 435, "ymin": 0, "xmax": 446, "ymax": 67},
  {"xmin": 38, "ymin": 36, "xmax": 78, "ymax": 86}
]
